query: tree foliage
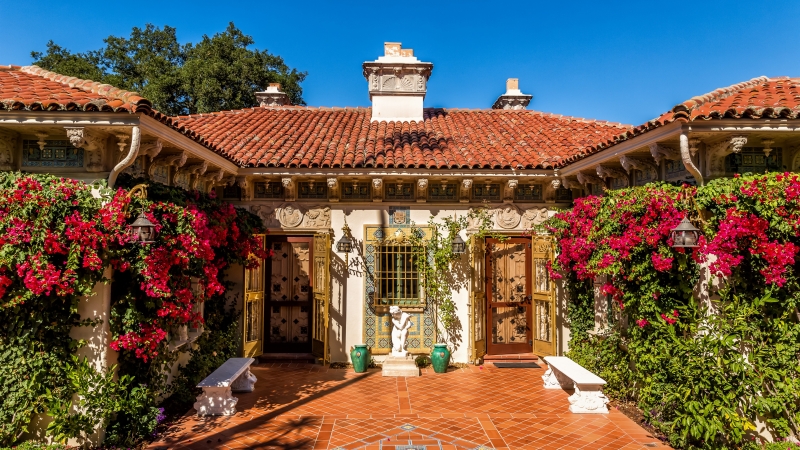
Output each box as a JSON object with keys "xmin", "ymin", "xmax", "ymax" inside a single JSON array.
[{"xmin": 31, "ymin": 23, "xmax": 307, "ymax": 115}]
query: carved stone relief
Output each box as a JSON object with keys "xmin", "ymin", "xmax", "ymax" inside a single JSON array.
[
  {"xmin": 327, "ymin": 178, "xmax": 339, "ymax": 202},
  {"xmin": 416, "ymin": 178, "xmax": 428, "ymax": 202},
  {"xmin": 467, "ymin": 207, "xmax": 495, "ymax": 230},
  {"xmin": 0, "ymin": 129, "xmax": 18, "ymax": 171},
  {"xmin": 65, "ymin": 127, "xmax": 85, "ymax": 148},
  {"xmin": 304, "ymin": 206, "xmax": 331, "ymax": 228},
  {"xmin": 282, "ymin": 177, "xmax": 295, "ymax": 201},
  {"xmin": 496, "ymin": 204, "xmax": 522, "ymax": 229},
  {"xmin": 140, "ymin": 139, "xmax": 163, "ymax": 161},
  {"xmin": 461, "ymin": 179, "xmax": 473, "ymax": 203},
  {"xmin": 372, "ymin": 178, "xmax": 383, "ymax": 202},
  {"xmin": 251, "ymin": 205, "xmax": 277, "ymax": 227},
  {"xmin": 277, "ymin": 204, "xmax": 304, "ymax": 227},
  {"xmin": 521, "ymin": 208, "xmax": 550, "ymax": 229},
  {"xmin": 504, "ymin": 179, "xmax": 518, "ymax": 202}
]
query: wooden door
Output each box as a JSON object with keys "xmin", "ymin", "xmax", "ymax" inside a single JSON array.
[
  {"xmin": 311, "ymin": 233, "xmax": 330, "ymax": 363},
  {"xmin": 486, "ymin": 237, "xmax": 532, "ymax": 354},
  {"xmin": 532, "ymin": 236, "xmax": 557, "ymax": 356},
  {"xmin": 265, "ymin": 237, "xmax": 314, "ymax": 353},
  {"xmin": 470, "ymin": 235, "xmax": 487, "ymax": 362},
  {"xmin": 243, "ymin": 234, "xmax": 266, "ymax": 357}
]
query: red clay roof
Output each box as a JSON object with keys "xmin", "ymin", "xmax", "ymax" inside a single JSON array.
[
  {"xmin": 172, "ymin": 107, "xmax": 630, "ymax": 169},
  {"xmin": 0, "ymin": 65, "xmax": 152, "ymax": 113},
  {"xmin": 564, "ymin": 76, "xmax": 800, "ymax": 165}
]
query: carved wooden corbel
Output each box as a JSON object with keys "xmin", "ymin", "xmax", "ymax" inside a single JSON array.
[
  {"xmin": 762, "ymin": 139, "xmax": 775, "ymax": 157},
  {"xmin": 596, "ymin": 165, "xmax": 628, "ymax": 187},
  {"xmin": 460, "ymin": 179, "xmax": 473, "ymax": 203},
  {"xmin": 560, "ymin": 176, "xmax": 582, "ymax": 190},
  {"xmin": 139, "ymin": 139, "xmax": 163, "ymax": 161},
  {"xmin": 282, "ymin": 177, "xmax": 294, "ymax": 201},
  {"xmin": 372, "ymin": 178, "xmax": 383, "ymax": 202},
  {"xmin": 0, "ymin": 129, "xmax": 18, "ymax": 171},
  {"xmin": 577, "ymin": 172, "xmax": 605, "ymax": 187},
  {"xmin": 327, "ymin": 177, "xmax": 339, "ymax": 202},
  {"xmin": 417, "ymin": 178, "xmax": 428, "ymax": 202},
  {"xmin": 65, "ymin": 127, "xmax": 85, "ymax": 148},
  {"xmin": 504, "ymin": 179, "xmax": 518, "ymax": 203},
  {"xmin": 649, "ymin": 143, "xmax": 680, "ymax": 165}
]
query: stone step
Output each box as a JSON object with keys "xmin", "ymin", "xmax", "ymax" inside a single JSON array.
[{"xmin": 483, "ymin": 352, "xmax": 540, "ymax": 362}]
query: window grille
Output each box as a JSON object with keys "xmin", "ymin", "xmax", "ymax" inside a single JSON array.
[
  {"xmin": 223, "ymin": 184, "xmax": 242, "ymax": 199},
  {"xmin": 515, "ymin": 184, "xmax": 542, "ymax": 201},
  {"xmin": 298, "ymin": 181, "xmax": 327, "ymax": 199},
  {"xmin": 725, "ymin": 148, "xmax": 781, "ymax": 174},
  {"xmin": 254, "ymin": 181, "xmax": 284, "ymax": 199},
  {"xmin": 151, "ymin": 164, "xmax": 170, "ymax": 185},
  {"xmin": 428, "ymin": 183, "xmax": 458, "ymax": 201},
  {"xmin": 374, "ymin": 243, "xmax": 421, "ymax": 307},
  {"xmin": 22, "ymin": 140, "xmax": 83, "ymax": 167},
  {"xmin": 342, "ymin": 181, "xmax": 371, "ymax": 201},
  {"xmin": 173, "ymin": 171, "xmax": 192, "ymax": 190},
  {"xmin": 385, "ymin": 183, "xmax": 415, "ymax": 201},
  {"xmin": 473, "ymin": 183, "xmax": 501, "ymax": 201},
  {"xmin": 555, "ymin": 186, "xmax": 573, "ymax": 201}
]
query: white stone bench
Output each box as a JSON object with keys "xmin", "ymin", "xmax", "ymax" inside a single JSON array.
[
  {"xmin": 542, "ymin": 356, "xmax": 609, "ymax": 414},
  {"xmin": 193, "ymin": 357, "xmax": 257, "ymax": 416}
]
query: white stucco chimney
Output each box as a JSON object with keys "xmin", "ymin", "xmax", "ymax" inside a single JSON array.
[
  {"xmin": 255, "ymin": 83, "xmax": 290, "ymax": 107},
  {"xmin": 362, "ymin": 42, "xmax": 433, "ymax": 122},
  {"xmin": 492, "ymin": 78, "xmax": 532, "ymax": 110}
]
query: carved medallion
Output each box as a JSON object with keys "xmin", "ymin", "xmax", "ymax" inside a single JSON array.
[
  {"xmin": 496, "ymin": 204, "xmax": 522, "ymax": 229},
  {"xmin": 277, "ymin": 204, "xmax": 303, "ymax": 227}
]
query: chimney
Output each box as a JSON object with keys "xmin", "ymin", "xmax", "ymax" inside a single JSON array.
[
  {"xmin": 255, "ymin": 83, "xmax": 290, "ymax": 107},
  {"xmin": 492, "ymin": 78, "xmax": 532, "ymax": 110},
  {"xmin": 362, "ymin": 42, "xmax": 433, "ymax": 122}
]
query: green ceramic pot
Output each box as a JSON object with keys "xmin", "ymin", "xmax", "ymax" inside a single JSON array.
[
  {"xmin": 431, "ymin": 343, "xmax": 451, "ymax": 373},
  {"xmin": 350, "ymin": 344, "xmax": 370, "ymax": 373}
]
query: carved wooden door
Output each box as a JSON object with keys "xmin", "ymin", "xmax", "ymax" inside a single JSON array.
[
  {"xmin": 311, "ymin": 233, "xmax": 330, "ymax": 363},
  {"xmin": 470, "ymin": 235, "xmax": 487, "ymax": 362},
  {"xmin": 243, "ymin": 234, "xmax": 266, "ymax": 357},
  {"xmin": 486, "ymin": 237, "xmax": 532, "ymax": 354},
  {"xmin": 265, "ymin": 237, "xmax": 314, "ymax": 353},
  {"xmin": 532, "ymin": 236, "xmax": 556, "ymax": 356}
]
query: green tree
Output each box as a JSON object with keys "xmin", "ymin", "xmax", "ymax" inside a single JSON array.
[{"xmin": 31, "ymin": 23, "xmax": 306, "ymax": 115}]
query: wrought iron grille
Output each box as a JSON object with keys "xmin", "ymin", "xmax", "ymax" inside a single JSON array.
[
  {"xmin": 514, "ymin": 184, "xmax": 543, "ymax": 201},
  {"xmin": 473, "ymin": 183, "xmax": 501, "ymax": 201},
  {"xmin": 254, "ymin": 181, "xmax": 284, "ymax": 199},
  {"xmin": 342, "ymin": 182, "xmax": 372, "ymax": 200},
  {"xmin": 725, "ymin": 147, "xmax": 781, "ymax": 174},
  {"xmin": 22, "ymin": 140, "xmax": 83, "ymax": 167},
  {"xmin": 428, "ymin": 183, "xmax": 458, "ymax": 201},
  {"xmin": 374, "ymin": 243, "xmax": 421, "ymax": 306},
  {"xmin": 555, "ymin": 186, "xmax": 573, "ymax": 201},
  {"xmin": 385, "ymin": 183, "xmax": 415, "ymax": 200},
  {"xmin": 222, "ymin": 184, "xmax": 242, "ymax": 199},
  {"xmin": 298, "ymin": 182, "xmax": 328, "ymax": 199}
]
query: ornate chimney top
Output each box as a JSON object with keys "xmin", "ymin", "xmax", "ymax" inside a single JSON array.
[
  {"xmin": 362, "ymin": 42, "xmax": 433, "ymax": 122},
  {"xmin": 255, "ymin": 83, "xmax": 290, "ymax": 107},
  {"xmin": 492, "ymin": 78, "xmax": 532, "ymax": 110}
]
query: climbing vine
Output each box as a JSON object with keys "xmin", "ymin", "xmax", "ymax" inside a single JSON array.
[{"xmin": 547, "ymin": 174, "xmax": 800, "ymax": 449}]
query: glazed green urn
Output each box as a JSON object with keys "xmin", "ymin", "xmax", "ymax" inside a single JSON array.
[
  {"xmin": 431, "ymin": 343, "xmax": 451, "ymax": 373},
  {"xmin": 350, "ymin": 344, "xmax": 370, "ymax": 373}
]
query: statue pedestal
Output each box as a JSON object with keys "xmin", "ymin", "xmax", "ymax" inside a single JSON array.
[{"xmin": 381, "ymin": 354, "xmax": 419, "ymax": 377}]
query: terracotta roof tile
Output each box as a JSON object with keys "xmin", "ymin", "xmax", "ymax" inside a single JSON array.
[
  {"xmin": 564, "ymin": 76, "xmax": 800, "ymax": 165},
  {"xmin": 173, "ymin": 107, "xmax": 630, "ymax": 170}
]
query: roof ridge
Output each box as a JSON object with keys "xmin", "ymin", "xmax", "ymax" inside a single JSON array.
[
  {"xmin": 673, "ymin": 75, "xmax": 769, "ymax": 112},
  {"xmin": 437, "ymin": 107, "xmax": 631, "ymax": 128},
  {"xmin": 17, "ymin": 65, "xmax": 151, "ymax": 110}
]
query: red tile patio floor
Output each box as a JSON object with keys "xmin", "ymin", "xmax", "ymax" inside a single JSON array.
[{"xmin": 148, "ymin": 362, "xmax": 669, "ymax": 450}]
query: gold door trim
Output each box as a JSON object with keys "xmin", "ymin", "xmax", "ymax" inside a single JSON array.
[
  {"xmin": 311, "ymin": 232, "xmax": 331, "ymax": 363},
  {"xmin": 532, "ymin": 235, "xmax": 556, "ymax": 356},
  {"xmin": 243, "ymin": 234, "xmax": 266, "ymax": 357},
  {"xmin": 470, "ymin": 234, "xmax": 486, "ymax": 362}
]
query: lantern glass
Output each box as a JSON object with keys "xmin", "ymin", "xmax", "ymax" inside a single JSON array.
[
  {"xmin": 451, "ymin": 234, "xmax": 466, "ymax": 254},
  {"xmin": 128, "ymin": 212, "xmax": 156, "ymax": 244},
  {"xmin": 670, "ymin": 216, "xmax": 700, "ymax": 248},
  {"xmin": 336, "ymin": 235, "xmax": 353, "ymax": 253}
]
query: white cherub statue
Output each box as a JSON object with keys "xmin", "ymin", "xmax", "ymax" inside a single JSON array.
[{"xmin": 389, "ymin": 305, "xmax": 413, "ymax": 357}]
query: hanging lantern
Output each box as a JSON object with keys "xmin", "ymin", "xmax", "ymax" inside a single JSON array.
[
  {"xmin": 336, "ymin": 223, "xmax": 353, "ymax": 254},
  {"xmin": 451, "ymin": 233, "xmax": 466, "ymax": 254},
  {"xmin": 128, "ymin": 212, "xmax": 156, "ymax": 244},
  {"xmin": 670, "ymin": 216, "xmax": 700, "ymax": 248}
]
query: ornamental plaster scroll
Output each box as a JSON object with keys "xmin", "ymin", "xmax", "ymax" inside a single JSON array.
[
  {"xmin": 114, "ymin": 132, "xmax": 129, "ymax": 153},
  {"xmin": 521, "ymin": 208, "xmax": 550, "ymax": 229},
  {"xmin": 649, "ymin": 143, "xmax": 680, "ymax": 165},
  {"xmin": 568, "ymin": 385, "xmax": 610, "ymax": 414},
  {"xmin": 542, "ymin": 367, "xmax": 572, "ymax": 390},
  {"xmin": 327, "ymin": 178, "xmax": 339, "ymax": 202},
  {"xmin": 561, "ymin": 177, "xmax": 582, "ymax": 190},
  {"xmin": 372, "ymin": 178, "xmax": 383, "ymax": 202},
  {"xmin": 576, "ymin": 172, "xmax": 605, "ymax": 187},
  {"xmin": 416, "ymin": 178, "xmax": 428, "ymax": 202},
  {"xmin": 282, "ymin": 177, "xmax": 295, "ymax": 201},
  {"xmin": 595, "ymin": 165, "xmax": 629, "ymax": 187},
  {"xmin": 504, "ymin": 179, "xmax": 519, "ymax": 202},
  {"xmin": 230, "ymin": 369, "xmax": 257, "ymax": 393},
  {"xmin": 460, "ymin": 179, "xmax": 473, "ymax": 203},
  {"xmin": 139, "ymin": 139, "xmax": 163, "ymax": 161},
  {"xmin": 495, "ymin": 204, "xmax": 522, "ymax": 229},
  {"xmin": 148, "ymin": 151, "xmax": 188, "ymax": 177},
  {"xmin": 706, "ymin": 135, "xmax": 748, "ymax": 178},
  {"xmin": 194, "ymin": 386, "xmax": 238, "ymax": 416},
  {"xmin": 0, "ymin": 129, "xmax": 18, "ymax": 171},
  {"xmin": 183, "ymin": 161, "xmax": 208, "ymax": 190},
  {"xmin": 65, "ymin": 127, "xmax": 85, "ymax": 148},
  {"xmin": 762, "ymin": 139, "xmax": 775, "ymax": 157}
]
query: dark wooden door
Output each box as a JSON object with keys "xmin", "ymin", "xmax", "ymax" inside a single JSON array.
[
  {"xmin": 264, "ymin": 236, "xmax": 314, "ymax": 353},
  {"xmin": 486, "ymin": 237, "xmax": 532, "ymax": 354}
]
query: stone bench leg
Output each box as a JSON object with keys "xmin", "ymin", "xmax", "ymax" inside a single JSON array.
[
  {"xmin": 231, "ymin": 367, "xmax": 257, "ymax": 393},
  {"xmin": 194, "ymin": 386, "xmax": 238, "ymax": 416},
  {"xmin": 568, "ymin": 383, "xmax": 609, "ymax": 414},
  {"xmin": 542, "ymin": 367, "xmax": 572, "ymax": 390}
]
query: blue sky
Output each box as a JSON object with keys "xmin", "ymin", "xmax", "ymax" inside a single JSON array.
[{"xmin": 1, "ymin": 1, "xmax": 799, "ymax": 125}]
